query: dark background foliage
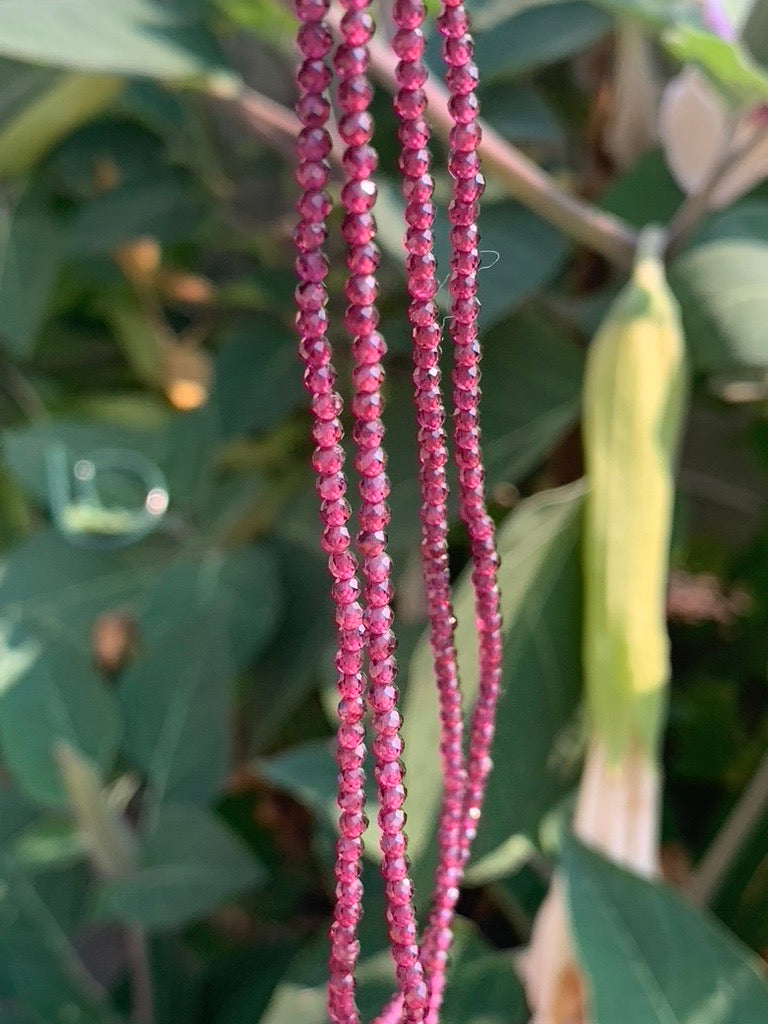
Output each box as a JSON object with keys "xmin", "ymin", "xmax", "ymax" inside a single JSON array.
[{"xmin": 1, "ymin": 1, "xmax": 768, "ymax": 1022}]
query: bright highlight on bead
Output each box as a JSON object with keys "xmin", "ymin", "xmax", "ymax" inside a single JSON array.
[{"xmin": 293, "ymin": 0, "xmax": 503, "ymax": 1022}]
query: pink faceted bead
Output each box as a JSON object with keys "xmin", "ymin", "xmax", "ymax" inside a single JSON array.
[
  {"xmin": 340, "ymin": 9, "xmax": 375, "ymax": 45},
  {"xmin": 338, "ymin": 75, "xmax": 374, "ymax": 113},
  {"xmin": 392, "ymin": 28, "xmax": 425, "ymax": 61}
]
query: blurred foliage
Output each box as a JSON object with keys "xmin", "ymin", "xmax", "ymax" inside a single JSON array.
[{"xmin": 0, "ymin": 0, "xmax": 767, "ymax": 1022}]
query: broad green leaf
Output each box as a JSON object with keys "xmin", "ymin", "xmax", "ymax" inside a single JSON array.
[
  {"xmin": 0, "ymin": 64, "xmax": 122, "ymax": 179},
  {"xmin": 433, "ymin": 203, "xmax": 569, "ymax": 330},
  {"xmin": 669, "ymin": 203, "xmax": 768, "ymax": 372},
  {"xmin": 745, "ymin": 0, "xmax": 768, "ymax": 65},
  {"xmin": 0, "ymin": 787, "xmax": 38, "ymax": 849},
  {"xmin": 0, "ymin": 528, "xmax": 176, "ymax": 639},
  {"xmin": 665, "ymin": 24, "xmax": 768, "ymax": 102},
  {"xmin": 4, "ymin": 410, "xmax": 216, "ymax": 514},
  {"xmin": 212, "ymin": 942, "xmax": 301, "ymax": 1024},
  {"xmin": 589, "ymin": 0, "xmax": 701, "ymax": 30},
  {"xmin": 376, "ymin": 189, "xmax": 568, "ymax": 327},
  {"xmin": 0, "ymin": 0, "xmax": 230, "ymax": 83},
  {"xmin": 259, "ymin": 739, "xmax": 365, "ymax": 831},
  {"xmin": 45, "ymin": 116, "xmax": 166, "ymax": 197},
  {"xmin": 0, "ymin": 626, "xmax": 120, "ymax": 807},
  {"xmin": 593, "ymin": 0, "xmax": 768, "ymax": 100},
  {"xmin": 212, "ymin": 0, "xmax": 295, "ymax": 44},
  {"xmin": 472, "ymin": 2, "xmax": 612, "ymax": 80},
  {"xmin": 428, "ymin": 2, "xmax": 610, "ymax": 81},
  {"xmin": 402, "ymin": 483, "xmax": 584, "ymax": 880},
  {"xmin": 440, "ymin": 951, "xmax": 528, "ymax": 1024},
  {"xmin": 134, "ymin": 544, "xmax": 282, "ymax": 664},
  {"xmin": 479, "ymin": 84, "xmax": 565, "ymax": 153},
  {"xmin": 211, "ymin": 321, "xmax": 303, "ymax": 440},
  {"xmin": 119, "ymin": 613, "xmax": 234, "ymax": 806},
  {"xmin": 251, "ymin": 541, "xmax": 331, "ymax": 752},
  {"xmin": 11, "ymin": 819, "xmax": 85, "ymax": 873},
  {"xmin": 0, "ymin": 857, "xmax": 117, "ymax": 1023},
  {"xmin": 564, "ymin": 838, "xmax": 768, "ymax": 1023},
  {"xmin": 69, "ymin": 167, "xmax": 207, "ymax": 253},
  {"xmin": 261, "ymin": 919, "xmax": 527, "ymax": 1024},
  {"xmin": 96, "ymin": 803, "xmax": 264, "ymax": 928},
  {"xmin": 281, "ymin": 310, "xmax": 584, "ymax": 559},
  {"xmin": 99, "ymin": 292, "xmax": 165, "ymax": 388},
  {"xmin": 0, "ymin": 186, "xmax": 66, "ymax": 357},
  {"xmin": 601, "ymin": 150, "xmax": 685, "ymax": 229},
  {"xmin": 120, "ymin": 544, "xmax": 281, "ymax": 804},
  {"xmin": 470, "ymin": 311, "xmax": 584, "ymax": 484}
]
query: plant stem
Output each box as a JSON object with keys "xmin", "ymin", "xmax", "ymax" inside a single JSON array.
[
  {"xmin": 666, "ymin": 124, "xmax": 768, "ymax": 257},
  {"xmin": 358, "ymin": 20, "xmax": 638, "ymax": 268},
  {"xmin": 0, "ymin": 348, "xmax": 46, "ymax": 421},
  {"xmin": 215, "ymin": 60, "xmax": 638, "ymax": 268},
  {"xmin": 685, "ymin": 749, "xmax": 768, "ymax": 907},
  {"xmin": 124, "ymin": 925, "xmax": 155, "ymax": 1024}
]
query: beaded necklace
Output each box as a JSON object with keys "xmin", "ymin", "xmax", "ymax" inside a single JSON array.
[{"xmin": 293, "ymin": 2, "xmax": 502, "ymax": 1022}]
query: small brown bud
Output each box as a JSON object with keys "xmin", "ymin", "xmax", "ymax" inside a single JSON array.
[
  {"xmin": 91, "ymin": 612, "xmax": 137, "ymax": 677},
  {"xmin": 113, "ymin": 237, "xmax": 162, "ymax": 282}
]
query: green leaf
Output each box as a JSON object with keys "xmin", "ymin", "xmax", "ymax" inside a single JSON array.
[
  {"xmin": 212, "ymin": 0, "xmax": 295, "ymax": 44},
  {"xmin": 0, "ymin": 787, "xmax": 39, "ymax": 849},
  {"xmin": 669, "ymin": 203, "xmax": 768, "ymax": 372},
  {"xmin": 441, "ymin": 951, "xmax": 528, "ymax": 1024},
  {"xmin": 665, "ymin": 23, "xmax": 768, "ymax": 103},
  {"xmin": 0, "ymin": 858, "xmax": 117, "ymax": 1023},
  {"xmin": 119, "ymin": 613, "xmax": 234, "ymax": 806},
  {"xmin": 4, "ymin": 411, "xmax": 216, "ymax": 514},
  {"xmin": 11, "ymin": 818, "xmax": 85, "ymax": 874},
  {"xmin": 134, "ymin": 544, "xmax": 282, "ymax": 665},
  {"xmin": 0, "ymin": 63, "xmax": 122, "ymax": 179},
  {"xmin": 69, "ymin": 167, "xmax": 207, "ymax": 253},
  {"xmin": 401, "ymin": 483, "xmax": 584, "ymax": 880},
  {"xmin": 470, "ymin": 311, "xmax": 584, "ymax": 484},
  {"xmin": 100, "ymin": 292, "xmax": 165, "ymax": 388},
  {"xmin": 601, "ymin": 150, "xmax": 685, "ymax": 229},
  {"xmin": 96, "ymin": 804, "xmax": 265, "ymax": 928},
  {"xmin": 0, "ymin": 626, "xmax": 120, "ymax": 808},
  {"xmin": 564, "ymin": 837, "xmax": 768, "ymax": 1024},
  {"xmin": 0, "ymin": 0, "xmax": 229, "ymax": 83},
  {"xmin": 479, "ymin": 84, "xmax": 565, "ymax": 153},
  {"xmin": 471, "ymin": 2, "xmax": 612, "ymax": 80},
  {"xmin": 593, "ymin": 0, "xmax": 768, "ymax": 101},
  {"xmin": 745, "ymin": 0, "xmax": 768, "ymax": 66},
  {"xmin": 211, "ymin": 322, "xmax": 303, "ymax": 440},
  {"xmin": 210, "ymin": 942, "xmax": 300, "ymax": 1024},
  {"xmin": 589, "ymin": 0, "xmax": 700, "ymax": 30},
  {"xmin": 120, "ymin": 544, "xmax": 280, "ymax": 803},
  {"xmin": 0, "ymin": 186, "xmax": 66, "ymax": 357},
  {"xmin": 260, "ymin": 920, "xmax": 527, "ymax": 1024},
  {"xmin": 251, "ymin": 541, "xmax": 331, "ymax": 752},
  {"xmin": 0, "ymin": 528, "xmax": 175, "ymax": 638},
  {"xmin": 259, "ymin": 739, "xmax": 356, "ymax": 830},
  {"xmin": 433, "ymin": 203, "xmax": 569, "ymax": 330},
  {"xmin": 376, "ymin": 188, "xmax": 568, "ymax": 328}
]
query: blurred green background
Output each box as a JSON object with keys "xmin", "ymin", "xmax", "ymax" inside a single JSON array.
[{"xmin": 2, "ymin": 1, "xmax": 768, "ymax": 1022}]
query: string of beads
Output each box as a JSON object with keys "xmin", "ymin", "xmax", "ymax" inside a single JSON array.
[{"xmin": 293, "ymin": 1, "xmax": 503, "ymax": 1021}]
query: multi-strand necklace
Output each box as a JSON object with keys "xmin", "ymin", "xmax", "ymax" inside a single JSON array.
[{"xmin": 293, "ymin": 1, "xmax": 503, "ymax": 1021}]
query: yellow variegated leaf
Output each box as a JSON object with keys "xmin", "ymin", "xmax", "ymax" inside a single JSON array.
[
  {"xmin": 582, "ymin": 227, "xmax": 688, "ymax": 763},
  {"xmin": 0, "ymin": 72, "xmax": 122, "ymax": 179}
]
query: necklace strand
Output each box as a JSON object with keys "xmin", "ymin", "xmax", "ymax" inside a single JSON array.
[{"xmin": 293, "ymin": 2, "xmax": 502, "ymax": 1021}]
